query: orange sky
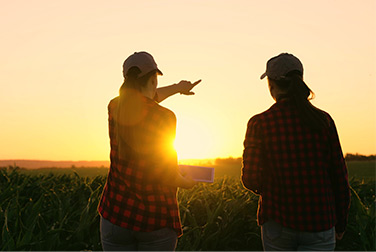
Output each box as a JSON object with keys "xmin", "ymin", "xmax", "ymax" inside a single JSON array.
[{"xmin": 1, "ymin": 0, "xmax": 375, "ymax": 161}]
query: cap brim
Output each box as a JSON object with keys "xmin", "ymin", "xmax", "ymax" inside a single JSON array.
[
  {"xmin": 157, "ymin": 69, "xmax": 163, "ymax": 76},
  {"xmin": 260, "ymin": 72, "xmax": 267, "ymax": 80}
]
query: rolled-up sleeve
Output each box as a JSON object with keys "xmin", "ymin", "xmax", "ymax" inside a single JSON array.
[{"xmin": 242, "ymin": 116, "xmax": 264, "ymax": 195}]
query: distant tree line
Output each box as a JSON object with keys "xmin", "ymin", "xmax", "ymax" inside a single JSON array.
[
  {"xmin": 214, "ymin": 154, "xmax": 375, "ymax": 164},
  {"xmin": 215, "ymin": 157, "xmax": 242, "ymax": 165},
  {"xmin": 345, "ymin": 153, "xmax": 376, "ymax": 161}
]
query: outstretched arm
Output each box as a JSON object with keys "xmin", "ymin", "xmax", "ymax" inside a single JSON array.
[{"xmin": 155, "ymin": 79, "xmax": 201, "ymax": 103}]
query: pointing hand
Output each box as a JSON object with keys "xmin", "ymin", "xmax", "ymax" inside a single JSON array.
[{"xmin": 176, "ymin": 79, "xmax": 202, "ymax": 95}]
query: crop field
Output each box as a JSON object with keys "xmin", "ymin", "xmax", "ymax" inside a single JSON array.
[{"xmin": 0, "ymin": 161, "xmax": 375, "ymax": 251}]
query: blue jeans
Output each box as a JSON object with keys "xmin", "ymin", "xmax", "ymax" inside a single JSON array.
[
  {"xmin": 100, "ymin": 217, "xmax": 177, "ymax": 251},
  {"xmin": 261, "ymin": 220, "xmax": 336, "ymax": 251}
]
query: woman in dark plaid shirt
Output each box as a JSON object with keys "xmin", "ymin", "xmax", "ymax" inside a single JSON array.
[
  {"xmin": 98, "ymin": 52, "xmax": 199, "ymax": 251},
  {"xmin": 242, "ymin": 53, "xmax": 350, "ymax": 251}
]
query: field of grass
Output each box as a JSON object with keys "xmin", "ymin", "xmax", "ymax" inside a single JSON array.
[
  {"xmin": 213, "ymin": 159, "xmax": 376, "ymax": 180},
  {"xmin": 347, "ymin": 161, "xmax": 376, "ymax": 180},
  {"xmin": 0, "ymin": 161, "xmax": 375, "ymax": 250},
  {"xmin": 16, "ymin": 160, "xmax": 375, "ymax": 180}
]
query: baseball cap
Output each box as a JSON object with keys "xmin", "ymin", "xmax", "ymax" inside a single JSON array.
[
  {"xmin": 260, "ymin": 53, "xmax": 303, "ymax": 80},
  {"xmin": 122, "ymin": 51, "xmax": 163, "ymax": 78}
]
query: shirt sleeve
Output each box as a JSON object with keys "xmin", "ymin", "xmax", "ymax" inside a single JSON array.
[
  {"xmin": 328, "ymin": 116, "xmax": 351, "ymax": 233},
  {"xmin": 241, "ymin": 115, "xmax": 264, "ymax": 195}
]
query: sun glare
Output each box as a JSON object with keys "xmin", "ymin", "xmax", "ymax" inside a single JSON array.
[{"xmin": 174, "ymin": 115, "xmax": 216, "ymax": 160}]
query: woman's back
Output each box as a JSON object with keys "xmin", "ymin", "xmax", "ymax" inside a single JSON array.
[{"xmin": 247, "ymin": 99, "xmax": 340, "ymax": 231}]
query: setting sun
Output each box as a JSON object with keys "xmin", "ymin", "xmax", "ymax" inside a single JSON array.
[
  {"xmin": 174, "ymin": 114, "xmax": 217, "ymax": 160},
  {"xmin": 0, "ymin": 1, "xmax": 374, "ymax": 251},
  {"xmin": 0, "ymin": 1, "xmax": 375, "ymax": 161}
]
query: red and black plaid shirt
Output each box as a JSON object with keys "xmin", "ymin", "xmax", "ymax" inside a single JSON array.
[
  {"xmin": 242, "ymin": 100, "xmax": 350, "ymax": 232},
  {"xmin": 98, "ymin": 89, "xmax": 182, "ymax": 236}
]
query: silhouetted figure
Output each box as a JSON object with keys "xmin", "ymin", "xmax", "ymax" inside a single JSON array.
[
  {"xmin": 242, "ymin": 53, "xmax": 350, "ymax": 251},
  {"xmin": 98, "ymin": 52, "xmax": 200, "ymax": 251}
]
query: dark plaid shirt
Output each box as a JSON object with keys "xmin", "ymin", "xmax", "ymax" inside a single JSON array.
[
  {"xmin": 98, "ymin": 89, "xmax": 182, "ymax": 236},
  {"xmin": 242, "ymin": 100, "xmax": 350, "ymax": 232}
]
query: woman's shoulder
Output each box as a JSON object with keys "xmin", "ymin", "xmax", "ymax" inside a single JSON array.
[
  {"xmin": 310, "ymin": 105, "xmax": 335, "ymax": 126},
  {"xmin": 149, "ymin": 100, "xmax": 177, "ymax": 121},
  {"xmin": 248, "ymin": 104, "xmax": 276, "ymax": 121},
  {"xmin": 108, "ymin": 97, "xmax": 119, "ymax": 112},
  {"xmin": 247, "ymin": 112, "xmax": 265, "ymax": 128},
  {"xmin": 246, "ymin": 102, "xmax": 286, "ymax": 128}
]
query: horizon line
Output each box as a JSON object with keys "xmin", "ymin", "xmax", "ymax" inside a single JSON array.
[{"xmin": 1, "ymin": 152, "xmax": 375, "ymax": 162}]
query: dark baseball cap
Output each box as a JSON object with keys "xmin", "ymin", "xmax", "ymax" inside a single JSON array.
[
  {"xmin": 122, "ymin": 51, "xmax": 163, "ymax": 78},
  {"xmin": 260, "ymin": 53, "xmax": 303, "ymax": 80}
]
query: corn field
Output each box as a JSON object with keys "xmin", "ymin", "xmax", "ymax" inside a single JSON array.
[{"xmin": 0, "ymin": 166, "xmax": 375, "ymax": 251}]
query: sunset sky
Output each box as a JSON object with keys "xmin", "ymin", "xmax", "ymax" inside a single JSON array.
[{"xmin": 1, "ymin": 0, "xmax": 375, "ymax": 161}]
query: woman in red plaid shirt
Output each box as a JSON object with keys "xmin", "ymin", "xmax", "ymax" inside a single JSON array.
[
  {"xmin": 242, "ymin": 53, "xmax": 350, "ymax": 251},
  {"xmin": 98, "ymin": 52, "xmax": 199, "ymax": 251}
]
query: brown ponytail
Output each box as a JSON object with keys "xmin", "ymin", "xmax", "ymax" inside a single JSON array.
[
  {"xmin": 119, "ymin": 67, "xmax": 158, "ymax": 94},
  {"xmin": 271, "ymin": 71, "xmax": 330, "ymax": 130}
]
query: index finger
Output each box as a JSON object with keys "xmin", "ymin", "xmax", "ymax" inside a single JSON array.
[{"xmin": 192, "ymin": 79, "xmax": 202, "ymax": 87}]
